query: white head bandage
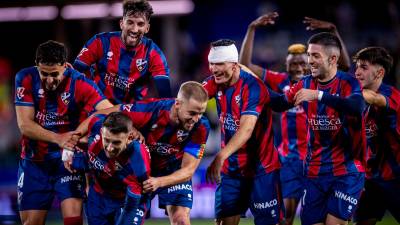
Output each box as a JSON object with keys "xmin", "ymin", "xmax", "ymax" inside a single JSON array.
[{"xmin": 208, "ymin": 44, "xmax": 238, "ymax": 63}]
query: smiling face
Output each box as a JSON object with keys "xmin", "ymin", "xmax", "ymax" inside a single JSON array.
[
  {"xmin": 307, "ymin": 44, "xmax": 333, "ymax": 80},
  {"xmin": 175, "ymin": 98, "xmax": 207, "ymax": 131},
  {"xmin": 286, "ymin": 53, "xmax": 308, "ymax": 81},
  {"xmin": 120, "ymin": 13, "xmax": 150, "ymax": 49},
  {"xmin": 37, "ymin": 63, "xmax": 66, "ymax": 91},
  {"xmin": 355, "ymin": 60, "xmax": 384, "ymax": 89},
  {"xmin": 101, "ymin": 127, "xmax": 133, "ymax": 159},
  {"xmin": 208, "ymin": 62, "xmax": 237, "ymax": 85}
]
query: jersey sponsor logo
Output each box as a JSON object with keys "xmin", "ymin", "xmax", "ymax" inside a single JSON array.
[
  {"xmin": 104, "ymin": 73, "xmax": 135, "ymax": 91},
  {"xmin": 148, "ymin": 143, "xmax": 179, "ymax": 155},
  {"xmin": 61, "ymin": 92, "xmax": 71, "ymax": 105},
  {"xmin": 77, "ymin": 48, "xmax": 89, "ymax": 58},
  {"xmin": 308, "ymin": 114, "xmax": 342, "ymax": 131},
  {"xmin": 220, "ymin": 112, "xmax": 240, "ymax": 132},
  {"xmin": 334, "ymin": 190, "xmax": 358, "ymax": 205},
  {"xmin": 122, "ymin": 104, "xmax": 133, "ymax": 112},
  {"xmin": 35, "ymin": 111, "xmax": 70, "ymax": 126},
  {"xmin": 88, "ymin": 152, "xmax": 113, "ymax": 176},
  {"xmin": 136, "ymin": 59, "xmax": 147, "ymax": 72},
  {"xmin": 16, "ymin": 87, "xmax": 25, "ymax": 99},
  {"xmin": 177, "ymin": 129, "xmax": 189, "ymax": 142},
  {"xmin": 253, "ymin": 199, "xmax": 278, "ymax": 209},
  {"xmin": 167, "ymin": 183, "xmax": 192, "ymax": 193},
  {"xmin": 60, "ymin": 174, "xmax": 82, "ymax": 183},
  {"xmin": 106, "ymin": 51, "xmax": 113, "ymax": 60}
]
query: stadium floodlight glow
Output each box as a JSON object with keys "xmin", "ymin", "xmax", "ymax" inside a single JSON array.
[
  {"xmin": 61, "ymin": 3, "xmax": 109, "ymax": 20},
  {"xmin": 111, "ymin": 0, "xmax": 194, "ymax": 16},
  {"xmin": 0, "ymin": 6, "xmax": 58, "ymax": 22},
  {"xmin": 0, "ymin": 0, "xmax": 194, "ymax": 22}
]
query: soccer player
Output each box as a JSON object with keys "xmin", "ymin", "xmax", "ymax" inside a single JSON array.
[
  {"xmin": 352, "ymin": 47, "xmax": 400, "ymax": 225},
  {"xmin": 73, "ymin": 0, "xmax": 171, "ymax": 104},
  {"xmin": 239, "ymin": 13, "xmax": 352, "ymax": 225},
  {"xmin": 70, "ymin": 112, "xmax": 151, "ymax": 225},
  {"xmin": 270, "ymin": 32, "xmax": 366, "ymax": 225},
  {"xmin": 15, "ymin": 40, "xmax": 113, "ymax": 225},
  {"xmin": 68, "ymin": 81, "xmax": 210, "ymax": 225},
  {"xmin": 203, "ymin": 39, "xmax": 283, "ymax": 225}
]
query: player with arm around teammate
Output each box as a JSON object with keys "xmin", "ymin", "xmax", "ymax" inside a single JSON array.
[{"xmin": 15, "ymin": 40, "xmax": 112, "ymax": 225}]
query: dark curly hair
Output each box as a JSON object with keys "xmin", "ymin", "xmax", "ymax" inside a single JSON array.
[
  {"xmin": 211, "ymin": 39, "xmax": 235, "ymax": 47},
  {"xmin": 35, "ymin": 40, "xmax": 67, "ymax": 65},
  {"xmin": 123, "ymin": 0, "xmax": 153, "ymax": 21}
]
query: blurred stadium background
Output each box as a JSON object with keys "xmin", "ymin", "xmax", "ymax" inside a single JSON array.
[{"xmin": 0, "ymin": 0, "xmax": 399, "ymax": 224}]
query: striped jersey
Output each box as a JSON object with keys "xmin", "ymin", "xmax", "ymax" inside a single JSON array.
[
  {"xmin": 87, "ymin": 114, "xmax": 151, "ymax": 199},
  {"xmin": 203, "ymin": 69, "xmax": 280, "ymax": 178},
  {"xmin": 261, "ymin": 69, "xmax": 308, "ymax": 163},
  {"xmin": 120, "ymin": 99, "xmax": 210, "ymax": 177},
  {"xmin": 15, "ymin": 67, "xmax": 105, "ymax": 161},
  {"xmin": 364, "ymin": 83, "xmax": 400, "ymax": 180},
  {"xmin": 285, "ymin": 71, "xmax": 366, "ymax": 177},
  {"xmin": 74, "ymin": 32, "xmax": 170, "ymax": 104}
]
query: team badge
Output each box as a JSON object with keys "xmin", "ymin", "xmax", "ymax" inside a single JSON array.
[
  {"xmin": 177, "ymin": 129, "xmax": 189, "ymax": 142},
  {"xmin": 235, "ymin": 95, "xmax": 241, "ymax": 105},
  {"xmin": 61, "ymin": 92, "xmax": 71, "ymax": 105},
  {"xmin": 136, "ymin": 59, "xmax": 147, "ymax": 72},
  {"xmin": 38, "ymin": 89, "xmax": 44, "ymax": 98},
  {"xmin": 16, "ymin": 87, "xmax": 25, "ymax": 99},
  {"xmin": 107, "ymin": 51, "xmax": 113, "ymax": 60}
]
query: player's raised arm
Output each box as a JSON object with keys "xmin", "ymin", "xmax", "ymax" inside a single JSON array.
[
  {"xmin": 304, "ymin": 16, "xmax": 351, "ymax": 71},
  {"xmin": 239, "ymin": 12, "xmax": 279, "ymax": 77}
]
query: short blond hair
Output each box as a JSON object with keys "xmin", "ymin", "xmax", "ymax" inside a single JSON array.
[
  {"xmin": 177, "ymin": 81, "xmax": 208, "ymax": 103},
  {"xmin": 288, "ymin": 43, "xmax": 306, "ymax": 54}
]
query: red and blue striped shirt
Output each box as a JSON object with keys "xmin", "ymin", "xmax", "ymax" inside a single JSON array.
[
  {"xmin": 74, "ymin": 32, "xmax": 170, "ymax": 104},
  {"xmin": 120, "ymin": 99, "xmax": 210, "ymax": 177},
  {"xmin": 203, "ymin": 69, "xmax": 280, "ymax": 178},
  {"xmin": 15, "ymin": 67, "xmax": 105, "ymax": 161},
  {"xmin": 87, "ymin": 114, "xmax": 151, "ymax": 199}
]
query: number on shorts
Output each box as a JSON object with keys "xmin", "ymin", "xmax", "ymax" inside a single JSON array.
[{"xmin": 18, "ymin": 172, "xmax": 24, "ymax": 188}]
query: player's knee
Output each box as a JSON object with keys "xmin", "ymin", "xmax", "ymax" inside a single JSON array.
[{"xmin": 170, "ymin": 211, "xmax": 190, "ymax": 225}]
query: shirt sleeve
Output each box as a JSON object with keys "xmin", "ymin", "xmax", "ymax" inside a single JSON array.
[
  {"xmin": 183, "ymin": 118, "xmax": 210, "ymax": 159},
  {"xmin": 120, "ymin": 101, "xmax": 155, "ymax": 128},
  {"xmin": 262, "ymin": 69, "xmax": 287, "ymax": 92},
  {"xmin": 75, "ymin": 76, "xmax": 106, "ymax": 115},
  {"xmin": 14, "ymin": 70, "xmax": 34, "ymax": 107},
  {"xmin": 240, "ymin": 77, "xmax": 268, "ymax": 117},
  {"xmin": 202, "ymin": 76, "xmax": 217, "ymax": 98},
  {"xmin": 126, "ymin": 142, "xmax": 151, "ymax": 195},
  {"xmin": 73, "ymin": 35, "xmax": 103, "ymax": 77}
]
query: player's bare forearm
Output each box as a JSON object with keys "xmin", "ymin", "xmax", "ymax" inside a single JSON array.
[
  {"xmin": 143, "ymin": 153, "xmax": 200, "ymax": 192},
  {"xmin": 75, "ymin": 104, "xmax": 121, "ymax": 137},
  {"xmin": 239, "ymin": 22, "xmax": 264, "ymax": 77}
]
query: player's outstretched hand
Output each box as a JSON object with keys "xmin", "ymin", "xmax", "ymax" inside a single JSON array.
[
  {"xmin": 143, "ymin": 177, "xmax": 162, "ymax": 193},
  {"xmin": 57, "ymin": 131, "xmax": 81, "ymax": 150},
  {"xmin": 294, "ymin": 88, "xmax": 319, "ymax": 106},
  {"xmin": 303, "ymin": 17, "xmax": 336, "ymax": 31},
  {"xmin": 249, "ymin": 12, "xmax": 279, "ymax": 29},
  {"xmin": 206, "ymin": 154, "xmax": 224, "ymax": 184}
]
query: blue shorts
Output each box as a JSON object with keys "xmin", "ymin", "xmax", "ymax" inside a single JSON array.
[
  {"xmin": 155, "ymin": 180, "xmax": 193, "ymax": 209},
  {"xmin": 354, "ymin": 178, "xmax": 400, "ymax": 223},
  {"xmin": 300, "ymin": 173, "xmax": 364, "ymax": 225},
  {"xmin": 85, "ymin": 186, "xmax": 149, "ymax": 225},
  {"xmin": 215, "ymin": 171, "xmax": 284, "ymax": 225},
  {"xmin": 280, "ymin": 160, "xmax": 305, "ymax": 200},
  {"xmin": 17, "ymin": 158, "xmax": 85, "ymax": 211}
]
